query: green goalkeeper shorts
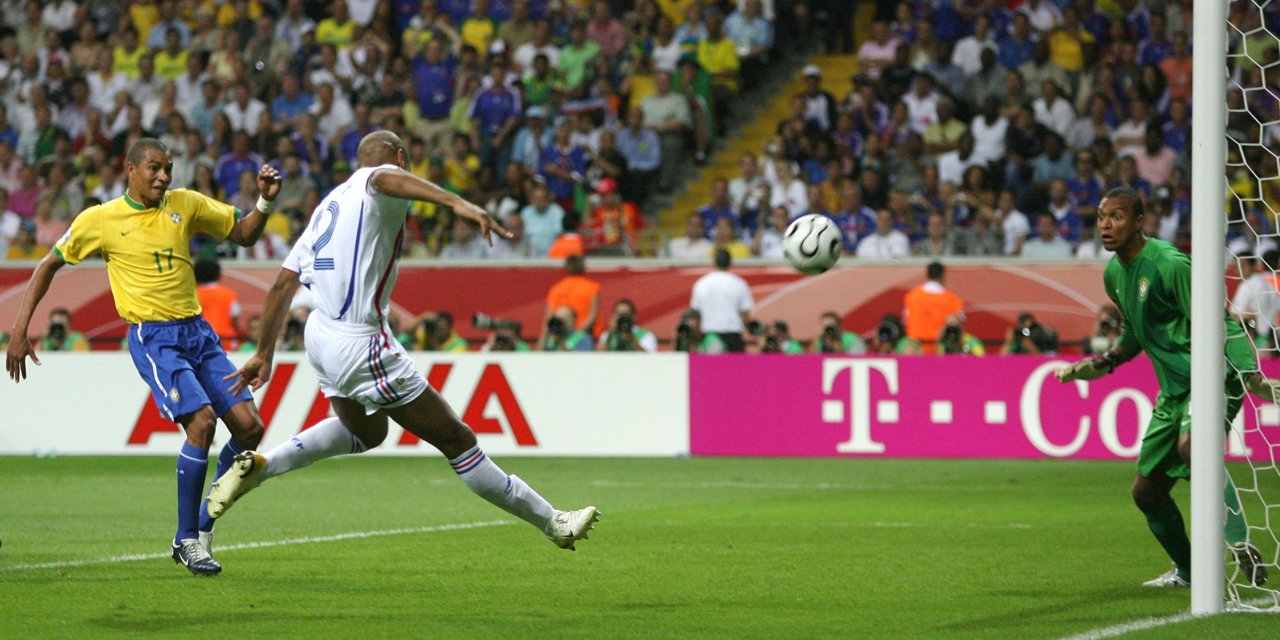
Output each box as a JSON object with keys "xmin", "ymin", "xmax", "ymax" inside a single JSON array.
[{"xmin": 1138, "ymin": 386, "xmax": 1243, "ymax": 481}]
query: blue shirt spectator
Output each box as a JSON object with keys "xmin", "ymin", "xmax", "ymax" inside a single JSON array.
[
  {"xmin": 520, "ymin": 190, "xmax": 566, "ymax": 257},
  {"xmin": 614, "ymin": 125, "xmax": 661, "ymax": 173},
  {"xmin": 698, "ymin": 203, "xmax": 737, "ymax": 238},
  {"xmin": 724, "ymin": 9, "xmax": 774, "ymax": 55},
  {"xmin": 1163, "ymin": 119, "xmax": 1190, "ymax": 154},
  {"xmin": 412, "ymin": 51, "xmax": 456, "ymax": 120},
  {"xmin": 147, "ymin": 20, "xmax": 191, "ymax": 49},
  {"xmin": 828, "ymin": 207, "xmax": 876, "ymax": 252},
  {"xmin": 511, "ymin": 109, "xmax": 554, "ymax": 172},
  {"xmin": 539, "ymin": 140, "xmax": 587, "ymax": 199},
  {"xmin": 215, "ymin": 148, "xmax": 263, "ymax": 198},
  {"xmin": 1066, "ymin": 174, "xmax": 1103, "ymax": 212},
  {"xmin": 1138, "ymin": 37, "xmax": 1173, "ymax": 66},
  {"xmin": 468, "ymin": 83, "xmax": 522, "ymax": 137},
  {"xmin": 271, "ymin": 80, "xmax": 314, "ymax": 124}
]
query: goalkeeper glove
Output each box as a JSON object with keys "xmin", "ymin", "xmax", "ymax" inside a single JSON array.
[
  {"xmin": 1245, "ymin": 373, "xmax": 1280, "ymax": 403},
  {"xmin": 1055, "ymin": 352, "xmax": 1118, "ymax": 383}
]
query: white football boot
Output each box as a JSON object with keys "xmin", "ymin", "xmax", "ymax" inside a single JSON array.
[
  {"xmin": 1143, "ymin": 564, "xmax": 1190, "ymax": 587},
  {"xmin": 545, "ymin": 507, "xmax": 600, "ymax": 551},
  {"xmin": 207, "ymin": 451, "xmax": 268, "ymax": 518}
]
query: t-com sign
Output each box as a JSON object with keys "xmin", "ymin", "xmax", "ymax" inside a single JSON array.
[{"xmin": 689, "ymin": 355, "xmax": 1270, "ymax": 460}]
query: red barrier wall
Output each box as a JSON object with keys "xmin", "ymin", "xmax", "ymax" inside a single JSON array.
[{"xmin": 0, "ymin": 262, "xmax": 1121, "ymax": 348}]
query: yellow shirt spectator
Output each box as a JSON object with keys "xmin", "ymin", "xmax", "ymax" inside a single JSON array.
[
  {"xmin": 628, "ymin": 73, "xmax": 657, "ymax": 111},
  {"xmin": 154, "ymin": 50, "xmax": 189, "ymax": 81},
  {"xmin": 6, "ymin": 244, "xmax": 49, "ymax": 261},
  {"xmin": 697, "ymin": 38, "xmax": 740, "ymax": 92},
  {"xmin": 211, "ymin": 0, "xmax": 263, "ymax": 28},
  {"xmin": 113, "ymin": 45, "xmax": 151, "ymax": 79},
  {"xmin": 317, "ymin": 17, "xmax": 356, "ymax": 48},
  {"xmin": 1048, "ymin": 29, "xmax": 1095, "ymax": 73},
  {"xmin": 657, "ymin": 0, "xmax": 697, "ymax": 25},
  {"xmin": 445, "ymin": 155, "xmax": 481, "ymax": 193},
  {"xmin": 461, "ymin": 17, "xmax": 497, "ymax": 54},
  {"xmin": 130, "ymin": 3, "xmax": 161, "ymax": 43}
]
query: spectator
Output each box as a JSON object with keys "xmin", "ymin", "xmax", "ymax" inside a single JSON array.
[
  {"xmin": 830, "ymin": 182, "xmax": 876, "ymax": 253},
  {"xmin": 751, "ymin": 205, "xmax": 788, "ymax": 258},
  {"xmin": 758, "ymin": 320, "xmax": 803, "ymax": 354},
  {"xmin": 913, "ymin": 212, "xmax": 961, "ymax": 257},
  {"xmin": 1020, "ymin": 214, "xmax": 1074, "ymax": 258},
  {"xmin": 194, "ymin": 259, "xmax": 241, "ymax": 349},
  {"xmin": 1019, "ymin": 0, "xmax": 1063, "ymax": 33},
  {"xmin": 710, "ymin": 216, "xmax": 751, "ymax": 259},
  {"xmin": 1066, "ymin": 93, "xmax": 1112, "ymax": 152},
  {"xmin": 586, "ymin": 177, "xmax": 641, "ymax": 256},
  {"xmin": 414, "ymin": 311, "xmax": 470, "ymax": 351},
  {"xmin": 598, "ymin": 299, "xmax": 658, "ymax": 352},
  {"xmin": 724, "ymin": 0, "xmax": 773, "ymax": 90},
  {"xmin": 1048, "ymin": 6, "xmax": 1095, "ymax": 73},
  {"xmin": 936, "ymin": 314, "xmax": 985, "ymax": 356},
  {"xmin": 272, "ymin": 75, "xmax": 314, "ymax": 128},
  {"xmin": 1111, "ymin": 98, "xmax": 1152, "ymax": 150},
  {"xmin": 921, "ymin": 40, "xmax": 966, "ymax": 100},
  {"xmin": 690, "ymin": 248, "xmax": 754, "ymax": 352},
  {"xmin": 856, "ymin": 21, "xmax": 900, "ymax": 80},
  {"xmin": 513, "ymin": 19, "xmax": 560, "ymax": 71},
  {"xmin": 469, "ymin": 63, "xmax": 521, "ymax": 175},
  {"xmin": 999, "ymin": 13, "xmax": 1036, "ymax": 70},
  {"xmin": 639, "ymin": 71, "xmax": 691, "ymax": 193},
  {"xmin": 439, "ymin": 217, "xmax": 489, "ymax": 259},
  {"xmin": 224, "ymin": 84, "xmax": 267, "ymax": 135},
  {"xmin": 545, "ymin": 253, "xmax": 602, "ymax": 339},
  {"xmin": 923, "ymin": 99, "xmax": 966, "ymax": 156},
  {"xmin": 698, "ymin": 177, "xmax": 737, "ymax": 236},
  {"xmin": 0, "ymin": 189, "xmax": 18, "ymax": 258},
  {"xmin": 669, "ymin": 211, "xmax": 715, "ymax": 258},
  {"xmin": 1019, "ymin": 40, "xmax": 1069, "ymax": 102},
  {"xmin": 1122, "ymin": 124, "xmax": 1177, "ymax": 188},
  {"xmin": 1031, "ymin": 132, "xmax": 1075, "ymax": 188},
  {"xmin": 953, "ymin": 14, "xmax": 996, "ymax": 76},
  {"xmin": 901, "ymin": 74, "xmax": 940, "ymax": 134},
  {"xmin": 965, "ymin": 49, "xmax": 1006, "ymax": 110},
  {"xmin": 614, "ymin": 107, "xmax": 661, "ymax": 203},
  {"xmin": 9, "ymin": 164, "xmax": 41, "ymax": 219},
  {"xmin": 857, "ymin": 209, "xmax": 911, "ymax": 259},
  {"xmin": 1032, "ymin": 81, "xmax": 1075, "ymax": 138},
  {"xmin": 586, "ymin": 0, "xmax": 627, "ymax": 58},
  {"xmin": 812, "ymin": 310, "xmax": 867, "ymax": 354},
  {"xmin": 215, "ymin": 131, "xmax": 263, "ymax": 198},
  {"xmin": 769, "ymin": 159, "xmax": 808, "ymax": 219},
  {"xmin": 1137, "ymin": 12, "xmax": 1173, "ymax": 66},
  {"xmin": 902, "ymin": 261, "xmax": 964, "ymax": 354},
  {"xmin": 276, "ymin": 0, "xmax": 317, "ymax": 52},
  {"xmin": 40, "ymin": 307, "xmax": 89, "ymax": 352},
  {"xmin": 1001, "ymin": 312, "xmax": 1059, "ymax": 354},
  {"xmin": 697, "ymin": 8, "xmax": 741, "ymax": 116},
  {"xmin": 970, "ymin": 97, "xmax": 1008, "ymax": 166},
  {"xmin": 520, "ymin": 183, "xmax": 565, "ymax": 257},
  {"xmin": 798, "ymin": 65, "xmax": 837, "ymax": 132},
  {"xmin": 936, "ymin": 132, "xmax": 981, "ymax": 187},
  {"xmin": 317, "ymin": 0, "xmax": 357, "ymax": 49},
  {"xmin": 512, "ymin": 105, "xmax": 553, "ymax": 173},
  {"xmin": 497, "ymin": 0, "xmax": 535, "ymax": 51},
  {"xmin": 560, "ymin": 21, "xmax": 601, "ymax": 91},
  {"xmin": 5, "ymin": 219, "xmax": 45, "ymax": 260},
  {"xmin": 1161, "ymin": 32, "xmax": 1193, "ymax": 103},
  {"xmin": 487, "ymin": 214, "xmax": 531, "ymax": 258}
]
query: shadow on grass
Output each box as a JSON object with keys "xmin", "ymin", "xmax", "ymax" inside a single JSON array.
[{"xmin": 935, "ymin": 587, "xmax": 1177, "ymax": 633}]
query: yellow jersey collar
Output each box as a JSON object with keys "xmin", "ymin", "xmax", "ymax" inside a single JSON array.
[{"xmin": 123, "ymin": 192, "xmax": 148, "ymax": 210}]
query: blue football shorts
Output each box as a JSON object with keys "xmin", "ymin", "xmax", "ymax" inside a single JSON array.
[{"xmin": 127, "ymin": 315, "xmax": 252, "ymax": 422}]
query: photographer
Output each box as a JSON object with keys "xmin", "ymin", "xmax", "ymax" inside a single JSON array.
[
  {"xmin": 1082, "ymin": 305, "xmax": 1123, "ymax": 355},
  {"xmin": 936, "ymin": 314, "xmax": 985, "ymax": 356},
  {"xmin": 674, "ymin": 309, "xmax": 727, "ymax": 353},
  {"xmin": 1001, "ymin": 313, "xmax": 1059, "ymax": 355},
  {"xmin": 539, "ymin": 306, "xmax": 595, "ymax": 351},
  {"xmin": 280, "ymin": 316, "xmax": 306, "ymax": 352},
  {"xmin": 474, "ymin": 314, "xmax": 532, "ymax": 352},
  {"xmin": 757, "ymin": 320, "xmax": 805, "ymax": 354},
  {"xmin": 41, "ymin": 308, "xmax": 89, "ymax": 352},
  {"xmin": 414, "ymin": 311, "xmax": 469, "ymax": 352},
  {"xmin": 812, "ymin": 311, "xmax": 867, "ymax": 354},
  {"xmin": 598, "ymin": 299, "xmax": 658, "ymax": 352},
  {"xmin": 870, "ymin": 313, "xmax": 921, "ymax": 354}
]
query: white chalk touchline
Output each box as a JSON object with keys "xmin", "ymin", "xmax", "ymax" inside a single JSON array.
[
  {"xmin": 1055, "ymin": 597, "xmax": 1277, "ymax": 640},
  {"xmin": 0, "ymin": 520, "xmax": 514, "ymax": 572}
]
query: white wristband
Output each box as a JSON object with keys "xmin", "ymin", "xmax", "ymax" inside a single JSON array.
[{"xmin": 256, "ymin": 196, "xmax": 275, "ymax": 215}]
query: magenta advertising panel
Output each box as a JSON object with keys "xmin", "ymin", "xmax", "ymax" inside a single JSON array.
[{"xmin": 690, "ymin": 355, "xmax": 1280, "ymax": 460}]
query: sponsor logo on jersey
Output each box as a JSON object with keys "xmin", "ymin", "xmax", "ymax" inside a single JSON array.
[{"xmin": 1138, "ymin": 278, "xmax": 1149, "ymax": 300}]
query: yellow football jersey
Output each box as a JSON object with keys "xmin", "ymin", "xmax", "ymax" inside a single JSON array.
[{"xmin": 54, "ymin": 190, "xmax": 239, "ymax": 325}]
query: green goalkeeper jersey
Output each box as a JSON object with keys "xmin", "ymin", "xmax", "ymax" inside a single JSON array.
[{"xmin": 1103, "ymin": 239, "xmax": 1254, "ymax": 399}]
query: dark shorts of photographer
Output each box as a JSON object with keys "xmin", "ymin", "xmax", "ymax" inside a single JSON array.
[{"xmin": 717, "ymin": 333, "xmax": 746, "ymax": 353}]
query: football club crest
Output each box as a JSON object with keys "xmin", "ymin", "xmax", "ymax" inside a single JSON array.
[
  {"xmin": 1138, "ymin": 278, "xmax": 1149, "ymax": 300},
  {"xmin": 170, "ymin": 213, "xmax": 182, "ymax": 224},
  {"xmin": 169, "ymin": 388, "xmax": 181, "ymax": 403}
]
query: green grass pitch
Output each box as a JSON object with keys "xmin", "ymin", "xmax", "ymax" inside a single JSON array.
[{"xmin": 1, "ymin": 456, "xmax": 1278, "ymax": 639}]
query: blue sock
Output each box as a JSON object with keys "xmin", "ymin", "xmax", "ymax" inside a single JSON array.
[
  {"xmin": 176, "ymin": 442, "xmax": 209, "ymax": 543},
  {"xmin": 198, "ymin": 439, "xmax": 245, "ymax": 533}
]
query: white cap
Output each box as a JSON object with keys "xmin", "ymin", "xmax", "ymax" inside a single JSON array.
[{"xmin": 803, "ymin": 64, "xmax": 821, "ymax": 78}]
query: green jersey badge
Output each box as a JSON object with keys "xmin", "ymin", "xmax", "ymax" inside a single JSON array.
[{"xmin": 1138, "ymin": 278, "xmax": 1149, "ymax": 300}]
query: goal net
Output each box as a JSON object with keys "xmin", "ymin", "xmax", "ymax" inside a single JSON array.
[{"xmin": 1218, "ymin": 0, "xmax": 1280, "ymax": 612}]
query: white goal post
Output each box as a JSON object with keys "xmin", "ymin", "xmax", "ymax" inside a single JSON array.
[{"xmin": 1190, "ymin": 0, "xmax": 1228, "ymax": 616}]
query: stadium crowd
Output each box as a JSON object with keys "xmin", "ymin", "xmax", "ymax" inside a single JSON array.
[
  {"xmin": 0, "ymin": 0, "xmax": 793, "ymax": 261},
  {"xmin": 684, "ymin": 0, "xmax": 1280, "ymax": 262}
]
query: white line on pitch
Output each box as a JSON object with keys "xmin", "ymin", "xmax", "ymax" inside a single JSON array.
[
  {"xmin": 1055, "ymin": 597, "xmax": 1277, "ymax": 640},
  {"xmin": 0, "ymin": 520, "xmax": 514, "ymax": 572}
]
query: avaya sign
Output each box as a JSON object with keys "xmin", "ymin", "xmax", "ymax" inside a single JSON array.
[
  {"xmin": 0, "ymin": 353, "xmax": 689, "ymax": 457},
  {"xmin": 689, "ymin": 355, "xmax": 1277, "ymax": 461}
]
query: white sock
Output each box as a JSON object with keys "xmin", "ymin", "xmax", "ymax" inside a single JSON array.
[
  {"xmin": 448, "ymin": 445, "xmax": 555, "ymax": 530},
  {"xmin": 260, "ymin": 418, "xmax": 366, "ymax": 480}
]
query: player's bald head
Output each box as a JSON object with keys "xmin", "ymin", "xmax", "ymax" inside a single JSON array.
[{"xmin": 356, "ymin": 131, "xmax": 406, "ymax": 168}]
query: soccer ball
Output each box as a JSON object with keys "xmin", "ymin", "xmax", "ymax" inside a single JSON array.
[{"xmin": 783, "ymin": 214, "xmax": 842, "ymax": 275}]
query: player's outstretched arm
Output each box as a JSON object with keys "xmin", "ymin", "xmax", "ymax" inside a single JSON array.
[
  {"xmin": 226, "ymin": 165, "xmax": 282, "ymax": 247},
  {"xmin": 225, "ymin": 268, "xmax": 301, "ymax": 394},
  {"xmin": 6, "ymin": 252, "xmax": 66, "ymax": 382},
  {"xmin": 1055, "ymin": 345, "xmax": 1138, "ymax": 383},
  {"xmin": 369, "ymin": 167, "xmax": 512, "ymax": 245}
]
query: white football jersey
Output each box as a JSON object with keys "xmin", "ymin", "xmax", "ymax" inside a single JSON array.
[{"xmin": 283, "ymin": 165, "xmax": 411, "ymax": 327}]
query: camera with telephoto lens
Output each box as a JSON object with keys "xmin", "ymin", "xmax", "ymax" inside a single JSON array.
[
  {"xmin": 761, "ymin": 321, "xmax": 786, "ymax": 353},
  {"xmin": 546, "ymin": 315, "xmax": 568, "ymax": 338},
  {"xmin": 675, "ymin": 310, "xmax": 700, "ymax": 352},
  {"xmin": 493, "ymin": 332, "xmax": 516, "ymax": 351},
  {"xmin": 472, "ymin": 312, "xmax": 507, "ymax": 331},
  {"xmin": 941, "ymin": 324, "xmax": 963, "ymax": 352},
  {"xmin": 421, "ymin": 317, "xmax": 440, "ymax": 336},
  {"xmin": 746, "ymin": 319, "xmax": 766, "ymax": 336},
  {"xmin": 1018, "ymin": 317, "xmax": 1058, "ymax": 353},
  {"xmin": 47, "ymin": 320, "xmax": 68, "ymax": 343},
  {"xmin": 1098, "ymin": 316, "xmax": 1119, "ymax": 335},
  {"xmin": 877, "ymin": 317, "xmax": 902, "ymax": 346},
  {"xmin": 615, "ymin": 312, "xmax": 634, "ymax": 335}
]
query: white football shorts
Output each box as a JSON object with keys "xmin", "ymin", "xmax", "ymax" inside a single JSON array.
[{"xmin": 304, "ymin": 315, "xmax": 428, "ymax": 415}]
